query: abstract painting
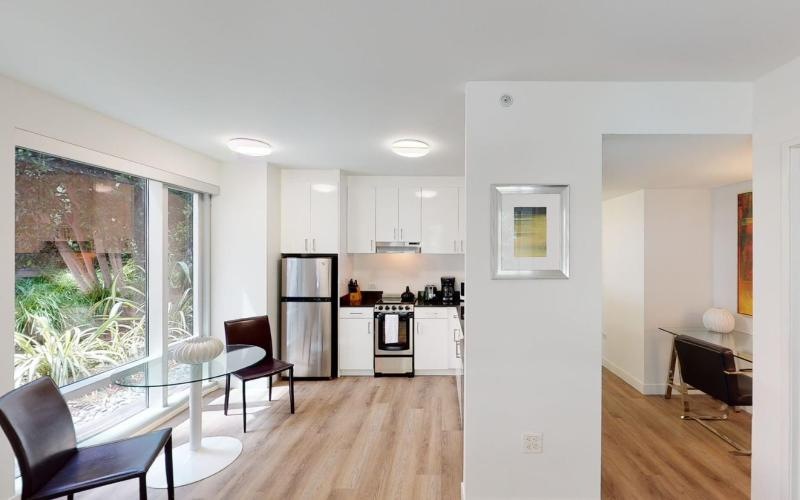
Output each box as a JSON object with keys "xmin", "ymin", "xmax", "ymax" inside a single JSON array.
[
  {"xmin": 513, "ymin": 207, "xmax": 547, "ymax": 257},
  {"xmin": 491, "ymin": 184, "xmax": 569, "ymax": 279},
  {"xmin": 738, "ymin": 192, "xmax": 753, "ymax": 316}
]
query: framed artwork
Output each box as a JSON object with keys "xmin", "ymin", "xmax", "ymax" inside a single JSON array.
[
  {"xmin": 491, "ymin": 184, "xmax": 569, "ymax": 279},
  {"xmin": 738, "ymin": 191, "xmax": 753, "ymax": 315}
]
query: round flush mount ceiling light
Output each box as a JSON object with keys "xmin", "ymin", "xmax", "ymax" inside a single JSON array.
[
  {"xmin": 227, "ymin": 138, "xmax": 273, "ymax": 156},
  {"xmin": 391, "ymin": 139, "xmax": 430, "ymax": 158}
]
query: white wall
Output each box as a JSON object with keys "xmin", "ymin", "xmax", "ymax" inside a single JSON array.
[
  {"xmin": 711, "ymin": 180, "xmax": 754, "ymax": 333},
  {"xmin": 348, "ymin": 254, "xmax": 464, "ymax": 295},
  {"xmin": 602, "ymin": 189, "xmax": 713, "ymax": 395},
  {"xmin": 464, "ymin": 82, "xmax": 751, "ymax": 499},
  {"xmin": 267, "ymin": 165, "xmax": 282, "ymax": 345},
  {"xmin": 602, "ymin": 191, "xmax": 645, "ymax": 388},
  {"xmin": 642, "ymin": 189, "xmax": 713, "ymax": 391},
  {"xmin": 752, "ymin": 56, "xmax": 800, "ymax": 500},
  {"xmin": 210, "ymin": 161, "xmax": 269, "ymax": 342},
  {"xmin": 0, "ymin": 75, "xmax": 222, "ymax": 499}
]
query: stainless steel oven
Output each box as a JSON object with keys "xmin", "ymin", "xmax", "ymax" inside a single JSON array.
[{"xmin": 374, "ymin": 303, "xmax": 414, "ymax": 376}]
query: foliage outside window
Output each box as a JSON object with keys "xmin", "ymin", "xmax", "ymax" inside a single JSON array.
[{"xmin": 14, "ymin": 147, "xmax": 148, "ymax": 438}]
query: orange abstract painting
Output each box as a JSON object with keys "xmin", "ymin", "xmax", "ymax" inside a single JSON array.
[{"xmin": 738, "ymin": 192, "xmax": 753, "ymax": 316}]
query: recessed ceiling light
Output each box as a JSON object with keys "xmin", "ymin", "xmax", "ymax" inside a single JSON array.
[
  {"xmin": 227, "ymin": 138, "xmax": 273, "ymax": 156},
  {"xmin": 391, "ymin": 139, "xmax": 429, "ymax": 158}
]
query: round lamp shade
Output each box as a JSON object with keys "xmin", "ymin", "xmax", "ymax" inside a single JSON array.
[{"xmin": 702, "ymin": 308, "xmax": 736, "ymax": 334}]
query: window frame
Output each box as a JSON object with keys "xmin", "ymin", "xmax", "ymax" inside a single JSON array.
[{"xmin": 14, "ymin": 129, "xmax": 216, "ymax": 440}]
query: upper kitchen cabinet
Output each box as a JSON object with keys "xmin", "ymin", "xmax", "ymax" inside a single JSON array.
[
  {"xmin": 347, "ymin": 184, "xmax": 376, "ymax": 253},
  {"xmin": 281, "ymin": 169, "xmax": 340, "ymax": 254},
  {"xmin": 375, "ymin": 186, "xmax": 421, "ymax": 242},
  {"xmin": 420, "ymin": 186, "xmax": 459, "ymax": 254},
  {"xmin": 346, "ymin": 176, "xmax": 463, "ymax": 254}
]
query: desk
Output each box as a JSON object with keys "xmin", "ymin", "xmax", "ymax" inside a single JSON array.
[
  {"xmin": 115, "ymin": 344, "xmax": 265, "ymax": 487},
  {"xmin": 658, "ymin": 327, "xmax": 753, "ymax": 399}
]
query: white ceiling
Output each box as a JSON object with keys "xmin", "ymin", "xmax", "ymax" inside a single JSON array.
[
  {"xmin": 0, "ymin": 1, "xmax": 797, "ymax": 176},
  {"xmin": 602, "ymin": 134, "xmax": 752, "ymax": 200}
]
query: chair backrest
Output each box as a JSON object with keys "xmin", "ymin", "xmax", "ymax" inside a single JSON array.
[
  {"xmin": 224, "ymin": 315, "xmax": 273, "ymax": 359},
  {"xmin": 0, "ymin": 377, "xmax": 77, "ymax": 497},
  {"xmin": 674, "ymin": 335, "xmax": 739, "ymax": 405}
]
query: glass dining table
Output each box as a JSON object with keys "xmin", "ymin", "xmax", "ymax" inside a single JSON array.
[
  {"xmin": 658, "ymin": 326, "xmax": 753, "ymax": 399},
  {"xmin": 114, "ymin": 344, "xmax": 265, "ymax": 487}
]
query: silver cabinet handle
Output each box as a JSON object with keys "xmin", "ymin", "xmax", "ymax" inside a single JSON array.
[
  {"xmin": 453, "ymin": 240, "xmax": 457, "ymax": 252},
  {"xmin": 455, "ymin": 342, "xmax": 462, "ymax": 359},
  {"xmin": 461, "ymin": 240, "xmax": 464, "ymax": 252},
  {"xmin": 453, "ymin": 329, "xmax": 458, "ymax": 341},
  {"xmin": 368, "ymin": 322, "xmax": 372, "ymax": 334},
  {"xmin": 304, "ymin": 238, "xmax": 308, "ymax": 251},
  {"xmin": 312, "ymin": 238, "xmax": 316, "ymax": 251},
  {"xmin": 370, "ymin": 239, "xmax": 374, "ymax": 251},
  {"xmin": 400, "ymin": 228, "xmax": 403, "ymax": 240}
]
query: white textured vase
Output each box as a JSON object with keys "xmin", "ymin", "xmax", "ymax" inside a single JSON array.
[
  {"xmin": 702, "ymin": 308, "xmax": 736, "ymax": 334},
  {"xmin": 173, "ymin": 336, "xmax": 224, "ymax": 364}
]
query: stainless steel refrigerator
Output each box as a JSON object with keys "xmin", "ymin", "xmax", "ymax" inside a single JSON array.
[{"xmin": 280, "ymin": 255, "xmax": 337, "ymax": 379}]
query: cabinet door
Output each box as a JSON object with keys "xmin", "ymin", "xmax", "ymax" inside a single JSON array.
[
  {"xmin": 458, "ymin": 187, "xmax": 466, "ymax": 254},
  {"xmin": 398, "ymin": 186, "xmax": 421, "ymax": 242},
  {"xmin": 347, "ymin": 185, "xmax": 376, "ymax": 253},
  {"xmin": 339, "ymin": 317, "xmax": 374, "ymax": 372},
  {"xmin": 309, "ymin": 183, "xmax": 339, "ymax": 253},
  {"xmin": 420, "ymin": 187, "xmax": 460, "ymax": 254},
  {"xmin": 415, "ymin": 318, "xmax": 450, "ymax": 370},
  {"xmin": 281, "ymin": 178, "xmax": 310, "ymax": 253},
  {"xmin": 375, "ymin": 186, "xmax": 399, "ymax": 241},
  {"xmin": 448, "ymin": 309, "xmax": 462, "ymax": 369}
]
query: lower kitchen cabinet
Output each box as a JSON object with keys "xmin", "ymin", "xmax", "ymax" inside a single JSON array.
[
  {"xmin": 415, "ymin": 307, "xmax": 459, "ymax": 374},
  {"xmin": 339, "ymin": 308, "xmax": 374, "ymax": 375}
]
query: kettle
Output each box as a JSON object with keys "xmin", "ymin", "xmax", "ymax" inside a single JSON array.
[{"xmin": 424, "ymin": 284, "xmax": 438, "ymax": 302}]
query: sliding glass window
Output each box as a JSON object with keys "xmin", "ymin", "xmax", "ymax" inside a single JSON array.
[{"xmin": 14, "ymin": 147, "xmax": 206, "ymax": 440}]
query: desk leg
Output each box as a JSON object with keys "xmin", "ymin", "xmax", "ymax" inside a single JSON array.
[
  {"xmin": 665, "ymin": 342, "xmax": 677, "ymax": 399},
  {"xmin": 147, "ymin": 379, "xmax": 243, "ymax": 487}
]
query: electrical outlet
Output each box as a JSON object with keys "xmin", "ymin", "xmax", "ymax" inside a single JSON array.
[{"xmin": 522, "ymin": 432, "xmax": 543, "ymax": 454}]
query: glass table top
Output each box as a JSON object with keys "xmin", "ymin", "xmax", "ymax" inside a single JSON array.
[
  {"xmin": 114, "ymin": 344, "xmax": 266, "ymax": 388},
  {"xmin": 658, "ymin": 327, "xmax": 753, "ymax": 363}
]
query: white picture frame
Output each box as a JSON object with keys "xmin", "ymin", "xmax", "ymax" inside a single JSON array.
[{"xmin": 490, "ymin": 184, "xmax": 570, "ymax": 279}]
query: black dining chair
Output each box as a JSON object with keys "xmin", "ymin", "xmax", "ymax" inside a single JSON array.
[
  {"xmin": 224, "ymin": 315, "xmax": 295, "ymax": 433},
  {"xmin": 674, "ymin": 334, "xmax": 752, "ymax": 455},
  {"xmin": 0, "ymin": 377, "xmax": 174, "ymax": 500}
]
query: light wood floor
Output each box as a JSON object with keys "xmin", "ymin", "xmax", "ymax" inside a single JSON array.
[
  {"xmin": 602, "ymin": 368, "xmax": 751, "ymax": 499},
  {"xmin": 80, "ymin": 376, "xmax": 463, "ymax": 500}
]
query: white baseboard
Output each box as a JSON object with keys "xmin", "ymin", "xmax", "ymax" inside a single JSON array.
[
  {"xmin": 602, "ymin": 358, "xmax": 645, "ymax": 393},
  {"xmin": 415, "ymin": 369, "xmax": 457, "ymax": 376},
  {"xmin": 339, "ymin": 370, "xmax": 374, "ymax": 376}
]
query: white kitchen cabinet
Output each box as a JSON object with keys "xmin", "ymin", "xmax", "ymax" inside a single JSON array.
[
  {"xmin": 375, "ymin": 186, "xmax": 399, "ymax": 241},
  {"xmin": 398, "ymin": 186, "xmax": 421, "ymax": 242},
  {"xmin": 347, "ymin": 185, "xmax": 376, "ymax": 253},
  {"xmin": 281, "ymin": 170, "xmax": 339, "ymax": 254},
  {"xmin": 458, "ymin": 187, "xmax": 466, "ymax": 254},
  {"xmin": 420, "ymin": 186, "xmax": 460, "ymax": 254},
  {"xmin": 415, "ymin": 307, "xmax": 457, "ymax": 373},
  {"xmin": 339, "ymin": 308, "xmax": 374, "ymax": 374}
]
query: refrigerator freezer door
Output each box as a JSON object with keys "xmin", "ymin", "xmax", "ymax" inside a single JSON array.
[
  {"xmin": 281, "ymin": 257, "xmax": 332, "ymax": 298},
  {"xmin": 281, "ymin": 301, "xmax": 332, "ymax": 377}
]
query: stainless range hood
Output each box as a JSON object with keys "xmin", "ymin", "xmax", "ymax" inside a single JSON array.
[{"xmin": 375, "ymin": 241, "xmax": 422, "ymax": 254}]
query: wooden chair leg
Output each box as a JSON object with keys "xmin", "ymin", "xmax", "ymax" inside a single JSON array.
[
  {"xmin": 242, "ymin": 379, "xmax": 247, "ymax": 433},
  {"xmin": 268, "ymin": 376, "xmax": 272, "ymax": 401},
  {"xmin": 165, "ymin": 435, "xmax": 174, "ymax": 500},
  {"xmin": 224, "ymin": 374, "xmax": 231, "ymax": 415},
  {"xmin": 289, "ymin": 367, "xmax": 295, "ymax": 414},
  {"xmin": 139, "ymin": 475, "xmax": 148, "ymax": 500}
]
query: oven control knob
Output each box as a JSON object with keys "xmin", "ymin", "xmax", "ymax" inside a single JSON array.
[
  {"xmin": 391, "ymin": 306, "xmax": 397, "ymax": 310},
  {"xmin": 377, "ymin": 305, "xmax": 383, "ymax": 310}
]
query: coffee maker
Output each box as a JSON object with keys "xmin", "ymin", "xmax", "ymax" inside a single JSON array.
[{"xmin": 441, "ymin": 276, "xmax": 456, "ymax": 304}]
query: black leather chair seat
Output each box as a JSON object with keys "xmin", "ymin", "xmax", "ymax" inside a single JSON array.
[
  {"xmin": 234, "ymin": 358, "xmax": 293, "ymax": 380},
  {"xmin": 33, "ymin": 428, "xmax": 171, "ymax": 499}
]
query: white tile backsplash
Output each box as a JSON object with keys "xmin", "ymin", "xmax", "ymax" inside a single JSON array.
[{"xmin": 347, "ymin": 253, "xmax": 464, "ymax": 295}]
